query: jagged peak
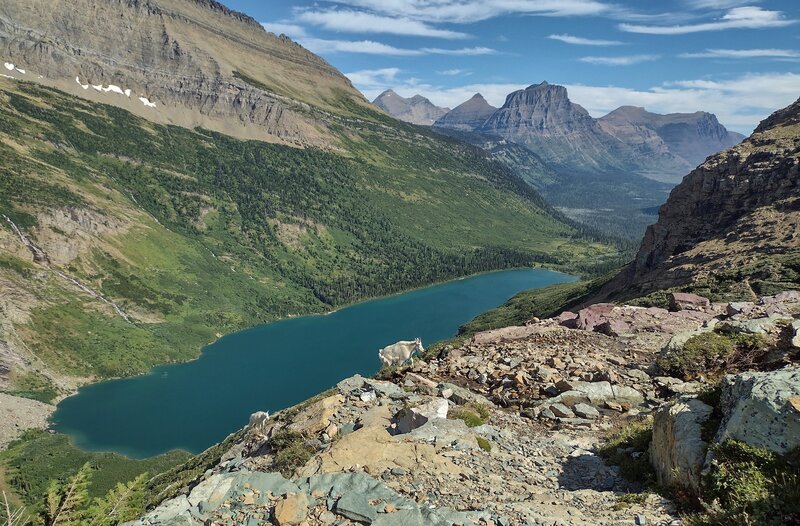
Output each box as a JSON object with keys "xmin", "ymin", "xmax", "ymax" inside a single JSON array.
[{"xmin": 376, "ymin": 89, "xmax": 399, "ymax": 98}]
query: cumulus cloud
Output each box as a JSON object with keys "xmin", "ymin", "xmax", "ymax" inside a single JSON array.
[
  {"xmin": 548, "ymin": 34, "xmax": 623, "ymax": 46},
  {"xmin": 679, "ymin": 48, "xmax": 800, "ymax": 59},
  {"xmin": 301, "ymin": 38, "xmax": 496, "ymax": 56},
  {"xmin": 261, "ymin": 22, "xmax": 308, "ymax": 38},
  {"xmin": 580, "ymin": 54, "xmax": 659, "ymax": 65},
  {"xmin": 349, "ymin": 72, "xmax": 800, "ymax": 134},
  {"xmin": 296, "ymin": 9, "xmax": 468, "ymax": 39},
  {"xmin": 438, "ymin": 69, "xmax": 472, "ymax": 76},
  {"xmin": 620, "ymin": 6, "xmax": 795, "ymax": 34},
  {"xmin": 319, "ymin": 0, "xmax": 613, "ymax": 24}
]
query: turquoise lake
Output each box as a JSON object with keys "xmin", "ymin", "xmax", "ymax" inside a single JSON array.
[{"xmin": 51, "ymin": 268, "xmax": 577, "ymax": 458}]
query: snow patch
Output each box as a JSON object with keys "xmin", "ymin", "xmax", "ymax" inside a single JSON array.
[
  {"xmin": 3, "ymin": 62, "xmax": 14, "ymax": 71},
  {"xmin": 14, "ymin": 68, "xmax": 25, "ymax": 74},
  {"xmin": 124, "ymin": 88, "xmax": 131, "ymax": 97},
  {"xmin": 0, "ymin": 73, "xmax": 15, "ymax": 80},
  {"xmin": 92, "ymin": 84, "xmax": 103, "ymax": 91},
  {"xmin": 75, "ymin": 76, "xmax": 89, "ymax": 90},
  {"xmin": 138, "ymin": 96, "xmax": 157, "ymax": 108}
]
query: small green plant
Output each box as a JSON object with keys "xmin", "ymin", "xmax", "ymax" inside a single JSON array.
[
  {"xmin": 269, "ymin": 430, "xmax": 314, "ymax": 477},
  {"xmin": 476, "ymin": 437, "xmax": 492, "ymax": 452},
  {"xmin": 614, "ymin": 492, "xmax": 649, "ymax": 510},
  {"xmin": 688, "ymin": 441, "xmax": 800, "ymax": 526},
  {"xmin": 657, "ymin": 332, "xmax": 735, "ymax": 380},
  {"xmin": 449, "ymin": 403, "xmax": 490, "ymax": 428},
  {"xmin": 598, "ymin": 417, "xmax": 655, "ymax": 484}
]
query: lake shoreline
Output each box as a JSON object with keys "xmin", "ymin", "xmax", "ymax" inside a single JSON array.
[{"xmin": 49, "ymin": 267, "xmax": 579, "ymax": 459}]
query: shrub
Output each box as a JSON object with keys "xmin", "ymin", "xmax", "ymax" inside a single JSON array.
[
  {"xmin": 269, "ymin": 430, "xmax": 314, "ymax": 477},
  {"xmin": 449, "ymin": 403, "xmax": 490, "ymax": 428},
  {"xmin": 598, "ymin": 417, "xmax": 655, "ymax": 485},
  {"xmin": 476, "ymin": 437, "xmax": 492, "ymax": 452},
  {"xmin": 657, "ymin": 332, "xmax": 735, "ymax": 380},
  {"xmin": 688, "ymin": 441, "xmax": 800, "ymax": 526}
]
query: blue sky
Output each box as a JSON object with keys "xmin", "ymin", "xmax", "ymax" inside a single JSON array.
[{"xmin": 226, "ymin": 0, "xmax": 799, "ymax": 133}]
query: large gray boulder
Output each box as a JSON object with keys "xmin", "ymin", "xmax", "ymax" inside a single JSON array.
[
  {"xmin": 650, "ymin": 398, "xmax": 713, "ymax": 493},
  {"xmin": 716, "ymin": 367, "xmax": 800, "ymax": 454},
  {"xmin": 395, "ymin": 398, "xmax": 449, "ymax": 434}
]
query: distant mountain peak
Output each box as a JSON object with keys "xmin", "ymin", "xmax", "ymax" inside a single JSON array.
[
  {"xmin": 372, "ymin": 90, "xmax": 449, "ymax": 126},
  {"xmin": 433, "ymin": 92, "xmax": 498, "ymax": 132}
]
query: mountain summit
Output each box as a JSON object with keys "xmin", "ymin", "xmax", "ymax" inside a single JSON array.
[
  {"xmin": 433, "ymin": 93, "xmax": 497, "ymax": 132},
  {"xmin": 373, "ymin": 90, "xmax": 450, "ymax": 125}
]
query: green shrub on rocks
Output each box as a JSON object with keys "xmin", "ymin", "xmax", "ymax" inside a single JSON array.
[
  {"xmin": 688, "ymin": 441, "xmax": 800, "ymax": 526},
  {"xmin": 449, "ymin": 404, "xmax": 490, "ymax": 428},
  {"xmin": 658, "ymin": 332, "xmax": 735, "ymax": 380},
  {"xmin": 476, "ymin": 437, "xmax": 492, "ymax": 453},
  {"xmin": 598, "ymin": 417, "xmax": 655, "ymax": 485},
  {"xmin": 269, "ymin": 430, "xmax": 314, "ymax": 478}
]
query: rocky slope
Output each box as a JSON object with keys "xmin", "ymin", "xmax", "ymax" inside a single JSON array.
[
  {"xmin": 372, "ymin": 90, "xmax": 450, "ymax": 126},
  {"xmin": 0, "ymin": 0, "xmax": 373, "ymax": 147},
  {"xmin": 128, "ymin": 290, "xmax": 800, "ymax": 525},
  {"xmin": 432, "ymin": 93, "xmax": 497, "ymax": 132},
  {"xmin": 605, "ymin": 97, "xmax": 800, "ymax": 300},
  {"xmin": 599, "ymin": 106, "xmax": 744, "ymax": 183}
]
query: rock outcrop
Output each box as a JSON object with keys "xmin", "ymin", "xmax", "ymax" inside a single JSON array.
[
  {"xmin": 372, "ymin": 90, "xmax": 449, "ymax": 126},
  {"xmin": 716, "ymin": 367, "xmax": 800, "ymax": 454},
  {"xmin": 0, "ymin": 0, "xmax": 373, "ymax": 147},
  {"xmin": 650, "ymin": 397, "xmax": 713, "ymax": 492},
  {"xmin": 600, "ymin": 97, "xmax": 800, "ymax": 300}
]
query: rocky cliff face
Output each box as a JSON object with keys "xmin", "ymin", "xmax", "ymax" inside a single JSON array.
[
  {"xmin": 372, "ymin": 89, "xmax": 449, "ymax": 125},
  {"xmin": 614, "ymin": 97, "xmax": 800, "ymax": 298},
  {"xmin": 432, "ymin": 93, "xmax": 497, "ymax": 132},
  {"xmin": 0, "ymin": 0, "xmax": 372, "ymax": 147},
  {"xmin": 599, "ymin": 106, "xmax": 744, "ymax": 182},
  {"xmin": 478, "ymin": 82, "xmax": 638, "ymax": 175}
]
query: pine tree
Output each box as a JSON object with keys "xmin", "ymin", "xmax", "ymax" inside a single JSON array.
[
  {"xmin": 86, "ymin": 473, "xmax": 147, "ymax": 526},
  {"xmin": 41, "ymin": 463, "xmax": 91, "ymax": 526}
]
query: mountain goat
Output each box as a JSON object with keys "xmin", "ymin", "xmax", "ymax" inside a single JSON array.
[{"xmin": 378, "ymin": 338, "xmax": 424, "ymax": 368}]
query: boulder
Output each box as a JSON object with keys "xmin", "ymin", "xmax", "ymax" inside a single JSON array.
[
  {"xmin": 726, "ymin": 301, "xmax": 755, "ymax": 317},
  {"xmin": 337, "ymin": 374, "xmax": 366, "ymax": 395},
  {"xmin": 716, "ymin": 367, "xmax": 800, "ymax": 454},
  {"xmin": 576, "ymin": 303, "xmax": 616, "ymax": 331},
  {"xmin": 437, "ymin": 382, "xmax": 493, "ymax": 407},
  {"xmin": 721, "ymin": 315, "xmax": 792, "ymax": 335},
  {"xmin": 596, "ymin": 319, "xmax": 631, "ymax": 337},
  {"xmin": 669, "ymin": 293, "xmax": 711, "ymax": 311},
  {"xmin": 395, "ymin": 398, "xmax": 449, "ymax": 434},
  {"xmin": 289, "ymin": 394, "xmax": 344, "ymax": 435},
  {"xmin": 336, "ymin": 493, "xmax": 377, "ymax": 524},
  {"xmin": 650, "ymin": 398, "xmax": 713, "ymax": 493},
  {"xmin": 792, "ymin": 320, "xmax": 800, "ymax": 348},
  {"xmin": 661, "ymin": 328, "xmax": 712, "ymax": 357},
  {"xmin": 557, "ymin": 311, "xmax": 579, "ymax": 328},
  {"xmin": 573, "ymin": 403, "xmax": 600, "ymax": 420},
  {"xmin": 273, "ymin": 492, "xmax": 310, "ymax": 526},
  {"xmin": 549, "ymin": 403, "xmax": 575, "ymax": 418}
]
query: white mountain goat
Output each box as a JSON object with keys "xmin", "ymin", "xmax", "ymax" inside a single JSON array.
[{"xmin": 378, "ymin": 338, "xmax": 424, "ymax": 368}]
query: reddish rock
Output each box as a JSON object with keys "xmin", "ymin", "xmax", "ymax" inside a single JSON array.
[
  {"xmin": 669, "ymin": 293, "xmax": 711, "ymax": 311},
  {"xmin": 557, "ymin": 311, "xmax": 579, "ymax": 328},
  {"xmin": 596, "ymin": 320, "xmax": 631, "ymax": 337},
  {"xmin": 576, "ymin": 303, "xmax": 616, "ymax": 331}
]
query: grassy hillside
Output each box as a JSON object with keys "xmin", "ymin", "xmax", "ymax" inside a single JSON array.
[{"xmin": 0, "ymin": 78, "xmax": 616, "ymax": 396}]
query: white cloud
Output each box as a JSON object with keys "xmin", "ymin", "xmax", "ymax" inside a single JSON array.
[
  {"xmin": 565, "ymin": 72, "xmax": 800, "ymax": 133},
  {"xmin": 300, "ymin": 38, "xmax": 423, "ymax": 55},
  {"xmin": 350, "ymin": 72, "xmax": 800, "ymax": 134},
  {"xmin": 679, "ymin": 48, "xmax": 800, "ymax": 59},
  {"xmin": 438, "ymin": 69, "xmax": 472, "ymax": 76},
  {"xmin": 580, "ymin": 54, "xmax": 659, "ymax": 65},
  {"xmin": 261, "ymin": 22, "xmax": 308, "ymax": 39},
  {"xmin": 547, "ymin": 33, "xmax": 623, "ymax": 46},
  {"xmin": 422, "ymin": 46, "xmax": 496, "ymax": 55},
  {"xmin": 324, "ymin": 0, "xmax": 613, "ymax": 23},
  {"xmin": 620, "ymin": 6, "xmax": 795, "ymax": 34},
  {"xmin": 300, "ymin": 38, "xmax": 496, "ymax": 56},
  {"xmin": 685, "ymin": 0, "xmax": 760, "ymax": 8},
  {"xmin": 346, "ymin": 67, "xmax": 403, "ymax": 88},
  {"xmin": 296, "ymin": 9, "xmax": 468, "ymax": 39}
]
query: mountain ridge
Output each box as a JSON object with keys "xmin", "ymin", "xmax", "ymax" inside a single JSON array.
[{"xmin": 373, "ymin": 89, "xmax": 450, "ymax": 126}]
